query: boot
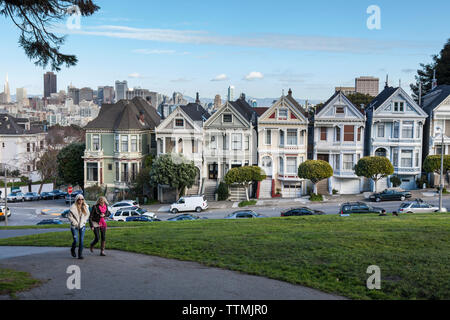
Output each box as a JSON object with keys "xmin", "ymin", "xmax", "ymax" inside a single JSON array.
[
  {"xmin": 90, "ymin": 242, "xmax": 94, "ymax": 253},
  {"xmin": 100, "ymin": 241, "xmax": 106, "ymax": 256},
  {"xmin": 78, "ymin": 247, "xmax": 84, "ymax": 259},
  {"xmin": 71, "ymin": 245, "xmax": 76, "ymax": 258}
]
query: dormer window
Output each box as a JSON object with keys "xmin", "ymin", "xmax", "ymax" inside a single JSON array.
[
  {"xmin": 336, "ymin": 106, "xmax": 345, "ymax": 114},
  {"xmin": 175, "ymin": 118, "xmax": 184, "ymax": 128},
  {"xmin": 223, "ymin": 114, "xmax": 232, "ymax": 123},
  {"xmin": 394, "ymin": 102, "xmax": 404, "ymax": 112},
  {"xmin": 278, "ymin": 109, "xmax": 288, "ymax": 120}
]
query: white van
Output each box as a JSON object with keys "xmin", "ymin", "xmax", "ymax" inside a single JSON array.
[{"xmin": 170, "ymin": 196, "xmax": 208, "ymax": 214}]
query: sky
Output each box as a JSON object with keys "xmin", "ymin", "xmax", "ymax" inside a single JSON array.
[{"xmin": 0, "ymin": 0, "xmax": 449, "ymax": 101}]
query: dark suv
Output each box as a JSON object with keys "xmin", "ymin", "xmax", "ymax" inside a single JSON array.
[
  {"xmin": 340, "ymin": 202, "xmax": 384, "ymax": 214},
  {"xmin": 369, "ymin": 189, "xmax": 412, "ymax": 202}
]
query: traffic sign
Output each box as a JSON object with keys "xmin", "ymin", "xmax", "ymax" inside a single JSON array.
[{"xmin": 68, "ymin": 187, "xmax": 73, "ymax": 194}]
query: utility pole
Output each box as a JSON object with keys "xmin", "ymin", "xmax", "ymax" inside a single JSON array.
[
  {"xmin": 439, "ymin": 132, "xmax": 444, "ymax": 212},
  {"xmin": 3, "ymin": 169, "xmax": 8, "ymax": 226}
]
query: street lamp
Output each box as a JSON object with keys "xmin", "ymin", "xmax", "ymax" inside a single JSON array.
[{"xmin": 435, "ymin": 127, "xmax": 445, "ymax": 212}]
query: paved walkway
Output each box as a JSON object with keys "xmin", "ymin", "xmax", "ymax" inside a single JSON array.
[{"xmin": 0, "ymin": 246, "xmax": 345, "ymax": 300}]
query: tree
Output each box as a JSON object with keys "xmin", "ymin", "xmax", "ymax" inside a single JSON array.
[
  {"xmin": 423, "ymin": 155, "xmax": 450, "ymax": 176},
  {"xmin": 390, "ymin": 175, "xmax": 401, "ymax": 188},
  {"xmin": 149, "ymin": 154, "xmax": 197, "ymax": 199},
  {"xmin": 132, "ymin": 155, "xmax": 155, "ymax": 202},
  {"xmin": 57, "ymin": 142, "xmax": 85, "ymax": 189},
  {"xmin": 297, "ymin": 160, "xmax": 333, "ymax": 194},
  {"xmin": 224, "ymin": 166, "xmax": 266, "ymax": 201},
  {"xmin": 0, "ymin": 0, "xmax": 100, "ymax": 71},
  {"xmin": 345, "ymin": 92, "xmax": 374, "ymax": 108},
  {"xmin": 36, "ymin": 147, "xmax": 59, "ymax": 193},
  {"xmin": 354, "ymin": 156, "xmax": 394, "ymax": 192},
  {"xmin": 410, "ymin": 38, "xmax": 450, "ymax": 101}
]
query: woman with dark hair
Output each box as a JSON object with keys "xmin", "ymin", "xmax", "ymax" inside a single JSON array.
[{"xmin": 89, "ymin": 196, "xmax": 110, "ymax": 256}]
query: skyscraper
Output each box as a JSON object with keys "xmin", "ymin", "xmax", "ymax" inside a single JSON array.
[
  {"xmin": 214, "ymin": 94, "xmax": 222, "ymax": 110},
  {"xmin": 355, "ymin": 76, "xmax": 379, "ymax": 97},
  {"xmin": 115, "ymin": 80, "xmax": 128, "ymax": 101},
  {"xmin": 79, "ymin": 87, "xmax": 94, "ymax": 102},
  {"xmin": 44, "ymin": 72, "xmax": 57, "ymax": 98},
  {"xmin": 227, "ymin": 85, "xmax": 235, "ymax": 101},
  {"xmin": 16, "ymin": 87, "xmax": 28, "ymax": 106},
  {"xmin": 68, "ymin": 85, "xmax": 80, "ymax": 105},
  {"xmin": 2, "ymin": 73, "xmax": 11, "ymax": 103}
]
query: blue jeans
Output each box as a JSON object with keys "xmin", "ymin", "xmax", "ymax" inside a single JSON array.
[{"xmin": 71, "ymin": 226, "xmax": 86, "ymax": 252}]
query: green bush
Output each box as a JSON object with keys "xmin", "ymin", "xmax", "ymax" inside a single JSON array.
[
  {"xmin": 332, "ymin": 189, "xmax": 339, "ymax": 195},
  {"xmin": 216, "ymin": 182, "xmax": 229, "ymax": 201},
  {"xmin": 309, "ymin": 193, "xmax": 323, "ymax": 202},
  {"xmin": 84, "ymin": 185, "xmax": 104, "ymax": 201},
  {"xmin": 390, "ymin": 175, "xmax": 402, "ymax": 188},
  {"xmin": 238, "ymin": 200, "xmax": 257, "ymax": 207},
  {"xmin": 416, "ymin": 175, "xmax": 428, "ymax": 188}
]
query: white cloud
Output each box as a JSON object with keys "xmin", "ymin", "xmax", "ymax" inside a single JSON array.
[
  {"xmin": 211, "ymin": 74, "xmax": 228, "ymax": 81},
  {"xmin": 128, "ymin": 72, "xmax": 143, "ymax": 79},
  {"xmin": 244, "ymin": 71, "xmax": 264, "ymax": 81}
]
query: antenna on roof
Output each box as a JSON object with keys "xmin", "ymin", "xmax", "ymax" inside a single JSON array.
[
  {"xmin": 385, "ymin": 74, "xmax": 389, "ymax": 89},
  {"xmin": 399, "ymin": 79, "xmax": 401, "ymax": 88}
]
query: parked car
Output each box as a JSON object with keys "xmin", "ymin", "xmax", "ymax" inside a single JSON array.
[
  {"xmin": 51, "ymin": 190, "xmax": 67, "ymax": 199},
  {"xmin": 369, "ymin": 189, "xmax": 412, "ymax": 202},
  {"xmin": 170, "ymin": 195, "xmax": 208, "ymax": 214},
  {"xmin": 112, "ymin": 208, "xmax": 142, "ymax": 222},
  {"xmin": 123, "ymin": 206, "xmax": 157, "ymax": 219},
  {"xmin": 167, "ymin": 214, "xmax": 207, "ymax": 221},
  {"xmin": 61, "ymin": 209, "xmax": 70, "ymax": 218},
  {"xmin": 340, "ymin": 202, "xmax": 384, "ymax": 214},
  {"xmin": 108, "ymin": 200, "xmax": 139, "ymax": 215},
  {"xmin": 398, "ymin": 199, "xmax": 446, "ymax": 213},
  {"xmin": 65, "ymin": 190, "xmax": 84, "ymax": 204},
  {"xmin": 281, "ymin": 207, "xmax": 325, "ymax": 217},
  {"xmin": 225, "ymin": 210, "xmax": 265, "ymax": 219},
  {"xmin": 7, "ymin": 192, "xmax": 25, "ymax": 202},
  {"xmin": 0, "ymin": 206, "xmax": 11, "ymax": 220},
  {"xmin": 40, "ymin": 192, "xmax": 55, "ymax": 200},
  {"xmin": 24, "ymin": 192, "xmax": 41, "ymax": 201},
  {"xmin": 126, "ymin": 216, "xmax": 161, "ymax": 222},
  {"xmin": 36, "ymin": 219, "xmax": 63, "ymax": 225}
]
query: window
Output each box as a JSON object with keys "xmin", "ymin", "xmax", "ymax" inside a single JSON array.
[
  {"xmin": 115, "ymin": 135, "xmax": 119, "ymax": 152},
  {"xmin": 265, "ymin": 129, "xmax": 271, "ymax": 145},
  {"xmin": 87, "ymin": 163, "xmax": 98, "ymax": 182},
  {"xmin": 393, "ymin": 148, "xmax": 399, "ymax": 166},
  {"xmin": 92, "ymin": 134, "xmax": 100, "ymax": 151},
  {"xmin": 210, "ymin": 136, "xmax": 216, "ymax": 149},
  {"xmin": 417, "ymin": 123, "xmax": 421, "ymax": 138},
  {"xmin": 392, "ymin": 122, "xmax": 399, "ymax": 138},
  {"xmin": 40, "ymin": 140, "xmax": 44, "ymax": 149},
  {"xmin": 300, "ymin": 130, "xmax": 305, "ymax": 145},
  {"xmin": 244, "ymin": 135, "xmax": 250, "ymax": 150},
  {"xmin": 320, "ymin": 127, "xmax": 327, "ymax": 141},
  {"xmin": 357, "ymin": 127, "xmax": 362, "ymax": 141},
  {"xmin": 402, "ymin": 121, "xmax": 413, "ymax": 138},
  {"xmin": 178, "ymin": 138, "xmax": 183, "ymax": 153},
  {"xmin": 335, "ymin": 127, "xmax": 341, "ymax": 142},
  {"xmin": 131, "ymin": 163, "xmax": 137, "ymax": 181},
  {"xmin": 377, "ymin": 124, "xmax": 385, "ymax": 138},
  {"xmin": 336, "ymin": 106, "xmax": 344, "ymax": 114},
  {"xmin": 27, "ymin": 143, "xmax": 30, "ymax": 152},
  {"xmin": 335, "ymin": 154, "xmax": 340, "ymax": 170},
  {"xmin": 394, "ymin": 102, "xmax": 404, "ymax": 112},
  {"xmin": 344, "ymin": 125, "xmax": 355, "ymax": 142},
  {"xmin": 175, "ymin": 118, "xmax": 184, "ymax": 127},
  {"xmin": 287, "ymin": 129, "xmax": 297, "ymax": 145},
  {"xmin": 192, "ymin": 139, "xmax": 197, "ymax": 153},
  {"xmin": 286, "ymin": 157, "xmax": 297, "ymax": 174},
  {"xmin": 121, "ymin": 135, "xmax": 128, "ymax": 152},
  {"xmin": 401, "ymin": 150, "xmax": 413, "ymax": 167},
  {"xmin": 415, "ymin": 152, "xmax": 419, "ymax": 167},
  {"xmin": 115, "ymin": 162, "xmax": 119, "ymax": 181},
  {"xmin": 343, "ymin": 154, "xmax": 354, "ymax": 170},
  {"xmin": 131, "ymin": 135, "xmax": 137, "ymax": 152},
  {"xmin": 121, "ymin": 163, "xmax": 129, "ymax": 182},
  {"xmin": 279, "ymin": 157, "xmax": 284, "ymax": 173},
  {"xmin": 138, "ymin": 135, "xmax": 142, "ymax": 152},
  {"xmin": 232, "ymin": 134, "xmax": 242, "ymax": 150},
  {"xmin": 278, "ymin": 109, "xmax": 288, "ymax": 119},
  {"xmin": 27, "ymin": 165, "xmax": 31, "ymax": 172},
  {"xmin": 223, "ymin": 114, "xmax": 232, "ymax": 123},
  {"xmin": 279, "ymin": 130, "xmax": 285, "ymax": 146},
  {"xmin": 108, "ymin": 164, "xmax": 112, "ymax": 171}
]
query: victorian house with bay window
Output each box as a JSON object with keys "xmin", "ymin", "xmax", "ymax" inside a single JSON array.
[
  {"xmin": 257, "ymin": 89, "xmax": 309, "ymax": 198},
  {"xmin": 155, "ymin": 97, "xmax": 210, "ymax": 202},
  {"xmin": 313, "ymin": 91, "xmax": 366, "ymax": 194},
  {"xmin": 83, "ymin": 97, "xmax": 161, "ymax": 200},
  {"xmin": 364, "ymin": 86, "xmax": 428, "ymax": 190}
]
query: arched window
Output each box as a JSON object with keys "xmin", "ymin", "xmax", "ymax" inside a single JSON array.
[{"xmin": 178, "ymin": 138, "xmax": 183, "ymax": 154}]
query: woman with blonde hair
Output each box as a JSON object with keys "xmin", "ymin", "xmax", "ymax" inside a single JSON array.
[
  {"xmin": 67, "ymin": 193, "xmax": 90, "ymax": 259},
  {"xmin": 89, "ymin": 196, "xmax": 110, "ymax": 256}
]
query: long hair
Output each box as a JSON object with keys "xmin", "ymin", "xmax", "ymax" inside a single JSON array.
[
  {"xmin": 75, "ymin": 194, "xmax": 88, "ymax": 216},
  {"xmin": 96, "ymin": 196, "xmax": 108, "ymax": 206}
]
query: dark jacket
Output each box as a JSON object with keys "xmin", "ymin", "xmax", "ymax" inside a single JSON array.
[{"xmin": 89, "ymin": 204, "xmax": 110, "ymax": 227}]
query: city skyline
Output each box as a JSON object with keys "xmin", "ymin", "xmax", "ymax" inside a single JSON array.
[{"xmin": 0, "ymin": 0, "xmax": 449, "ymax": 100}]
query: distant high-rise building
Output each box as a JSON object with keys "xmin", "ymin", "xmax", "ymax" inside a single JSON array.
[
  {"xmin": 4, "ymin": 73, "xmax": 11, "ymax": 103},
  {"xmin": 172, "ymin": 92, "xmax": 186, "ymax": 105},
  {"xmin": 227, "ymin": 86, "xmax": 234, "ymax": 101},
  {"xmin": 44, "ymin": 72, "xmax": 57, "ymax": 98},
  {"xmin": 102, "ymin": 86, "xmax": 115, "ymax": 104},
  {"xmin": 126, "ymin": 88, "xmax": 153, "ymax": 101},
  {"xmin": 68, "ymin": 85, "xmax": 80, "ymax": 105},
  {"xmin": 16, "ymin": 87, "xmax": 28, "ymax": 106},
  {"xmin": 147, "ymin": 91, "xmax": 160, "ymax": 108},
  {"xmin": 79, "ymin": 87, "xmax": 94, "ymax": 102},
  {"xmin": 214, "ymin": 94, "xmax": 222, "ymax": 110},
  {"xmin": 115, "ymin": 80, "xmax": 128, "ymax": 101},
  {"xmin": 355, "ymin": 76, "xmax": 379, "ymax": 97},
  {"xmin": 335, "ymin": 86, "xmax": 355, "ymax": 95}
]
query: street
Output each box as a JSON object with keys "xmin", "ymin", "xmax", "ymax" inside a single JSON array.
[{"xmin": 2, "ymin": 194, "xmax": 450, "ymax": 226}]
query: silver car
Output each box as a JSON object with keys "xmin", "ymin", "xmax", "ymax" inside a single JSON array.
[{"xmin": 398, "ymin": 201, "xmax": 446, "ymax": 213}]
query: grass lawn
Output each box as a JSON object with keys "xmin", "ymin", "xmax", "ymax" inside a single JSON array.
[
  {"xmin": 238, "ymin": 200, "xmax": 257, "ymax": 207},
  {"xmin": 0, "ymin": 213, "xmax": 449, "ymax": 299},
  {"xmin": 0, "ymin": 268, "xmax": 42, "ymax": 299},
  {"xmin": 0, "ymin": 221, "xmax": 150, "ymax": 230}
]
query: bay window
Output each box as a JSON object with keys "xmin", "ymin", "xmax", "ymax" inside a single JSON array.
[
  {"xmin": 343, "ymin": 154, "xmax": 354, "ymax": 170},
  {"xmin": 121, "ymin": 135, "xmax": 128, "ymax": 152},
  {"xmin": 287, "ymin": 129, "xmax": 297, "ymax": 145},
  {"xmin": 286, "ymin": 157, "xmax": 297, "ymax": 174},
  {"xmin": 402, "ymin": 121, "xmax": 414, "ymax": 138},
  {"xmin": 401, "ymin": 150, "xmax": 413, "ymax": 167}
]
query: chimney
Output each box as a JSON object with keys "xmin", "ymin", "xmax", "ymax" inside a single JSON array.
[
  {"xmin": 195, "ymin": 92, "xmax": 200, "ymax": 104},
  {"xmin": 432, "ymin": 69, "xmax": 438, "ymax": 90},
  {"xmin": 385, "ymin": 74, "xmax": 389, "ymax": 89},
  {"xmin": 288, "ymin": 88, "xmax": 292, "ymax": 97}
]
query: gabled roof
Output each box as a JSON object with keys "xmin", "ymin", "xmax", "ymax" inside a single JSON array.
[
  {"xmin": 85, "ymin": 97, "xmax": 161, "ymax": 130},
  {"xmin": 367, "ymin": 86, "xmax": 398, "ymax": 110},
  {"xmin": 180, "ymin": 103, "xmax": 210, "ymax": 121},
  {"xmin": 253, "ymin": 107, "xmax": 269, "ymax": 117},
  {"xmin": 0, "ymin": 114, "xmax": 44, "ymax": 135},
  {"xmin": 316, "ymin": 91, "xmax": 364, "ymax": 116},
  {"xmin": 285, "ymin": 92, "xmax": 309, "ymax": 117},
  {"xmin": 422, "ymin": 85, "xmax": 450, "ymax": 113},
  {"xmin": 228, "ymin": 98, "xmax": 257, "ymax": 122}
]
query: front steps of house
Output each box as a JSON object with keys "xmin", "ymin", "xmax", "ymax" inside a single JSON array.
[
  {"xmin": 203, "ymin": 181, "xmax": 217, "ymax": 201},
  {"xmin": 259, "ymin": 179, "xmax": 272, "ymax": 199},
  {"xmin": 229, "ymin": 186, "xmax": 247, "ymax": 201},
  {"xmin": 186, "ymin": 184, "xmax": 200, "ymax": 196}
]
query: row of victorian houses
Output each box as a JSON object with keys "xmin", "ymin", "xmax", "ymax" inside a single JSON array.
[{"xmin": 82, "ymin": 84, "xmax": 450, "ymax": 202}]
